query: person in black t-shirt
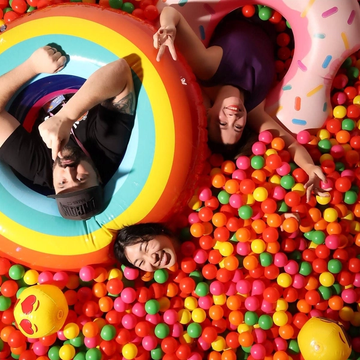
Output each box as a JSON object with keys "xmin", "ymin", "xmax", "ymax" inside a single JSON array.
[{"xmin": 0, "ymin": 46, "xmax": 135, "ymax": 220}]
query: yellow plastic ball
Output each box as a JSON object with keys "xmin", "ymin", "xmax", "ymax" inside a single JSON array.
[
  {"xmin": 211, "ymin": 336, "xmax": 226, "ymax": 351},
  {"xmin": 354, "ymin": 95, "xmax": 360, "ymax": 105},
  {"xmin": 213, "ymin": 294, "xmax": 227, "ymax": 305},
  {"xmin": 339, "ymin": 306, "xmax": 354, "ymax": 322},
  {"xmin": 251, "ymin": 239, "xmax": 266, "ymax": 254},
  {"xmin": 333, "ymin": 105, "xmax": 347, "ymax": 119},
  {"xmin": 317, "ymin": 128, "xmax": 331, "ymax": 139},
  {"xmin": 273, "ymin": 311, "xmax": 288, "ymax": 327},
  {"xmin": 291, "ymin": 183, "xmax": 306, "ymax": 196},
  {"xmin": 269, "ymin": 174, "xmax": 281, "ymax": 185},
  {"xmin": 245, "ymin": 194, "xmax": 255, "ymax": 205},
  {"xmin": 59, "ymin": 345, "xmax": 76, "ymax": 360},
  {"xmin": 63, "ymin": 323, "xmax": 80, "ymax": 340},
  {"xmin": 108, "ymin": 268, "xmax": 123, "ymax": 280},
  {"xmin": 265, "ymin": 148, "xmax": 278, "ymax": 157},
  {"xmin": 316, "ymin": 194, "xmax": 331, "ymax": 205},
  {"xmin": 277, "ymin": 273, "xmax": 292, "ymax": 288},
  {"xmin": 319, "ymin": 272, "xmax": 335, "ymax": 287},
  {"xmin": 253, "ymin": 187, "xmax": 268, "ymax": 202},
  {"xmin": 192, "ymin": 308, "xmax": 206, "ymax": 323},
  {"xmin": 298, "ymin": 317, "xmax": 351, "ymax": 360},
  {"xmin": 184, "ymin": 297, "xmax": 198, "ymax": 311},
  {"xmin": 218, "ymin": 242, "xmax": 234, "ymax": 257},
  {"xmin": 122, "ymin": 343, "xmax": 138, "ymax": 360},
  {"xmin": 323, "ymin": 208, "xmax": 339, "ymax": 223},
  {"xmin": 178, "ymin": 309, "xmax": 192, "ymax": 324},
  {"xmin": 23, "ymin": 270, "xmax": 39, "ymax": 285},
  {"xmin": 275, "ymin": 299, "xmax": 289, "ymax": 312},
  {"xmin": 237, "ymin": 324, "xmax": 252, "ymax": 334},
  {"xmin": 180, "ymin": 331, "xmax": 194, "ymax": 345},
  {"xmin": 351, "ymin": 220, "xmax": 360, "ymax": 233},
  {"xmin": 188, "ymin": 195, "xmax": 202, "ymax": 210}
]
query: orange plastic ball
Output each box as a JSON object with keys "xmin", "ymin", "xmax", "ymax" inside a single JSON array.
[
  {"xmin": 281, "ymin": 218, "xmax": 299, "ymax": 233},
  {"xmin": 212, "ymin": 173, "xmax": 226, "ymax": 188},
  {"xmin": 266, "ymin": 213, "xmax": 282, "ymax": 227},
  {"xmin": 190, "ymin": 223, "xmax": 205, "ymax": 238},
  {"xmin": 224, "ymin": 179, "xmax": 240, "ymax": 194},
  {"xmin": 221, "ymin": 160, "xmax": 236, "ymax": 175},
  {"xmin": 235, "ymin": 228, "xmax": 252, "ymax": 242},
  {"xmin": 243, "ymin": 255, "xmax": 259, "ymax": 270},
  {"xmin": 212, "ymin": 212, "xmax": 228, "ymax": 228},
  {"xmin": 271, "ymin": 137, "xmax": 285, "ymax": 151},
  {"xmin": 238, "ymin": 332, "xmax": 254, "ymax": 347}
]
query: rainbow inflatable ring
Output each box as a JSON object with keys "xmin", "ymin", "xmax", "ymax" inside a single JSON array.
[
  {"xmin": 0, "ymin": 4, "xmax": 207, "ymax": 272},
  {"xmin": 1, "ymin": 0, "xmax": 360, "ymax": 272}
]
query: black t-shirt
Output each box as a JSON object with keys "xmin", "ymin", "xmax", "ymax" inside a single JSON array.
[{"xmin": 0, "ymin": 104, "xmax": 135, "ymax": 191}]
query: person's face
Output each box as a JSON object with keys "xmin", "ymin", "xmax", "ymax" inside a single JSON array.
[
  {"xmin": 124, "ymin": 235, "xmax": 177, "ymax": 272},
  {"xmin": 52, "ymin": 146, "xmax": 99, "ymax": 194},
  {"xmin": 208, "ymin": 96, "xmax": 247, "ymax": 145}
]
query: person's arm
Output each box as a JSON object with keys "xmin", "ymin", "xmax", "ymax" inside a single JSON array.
[
  {"xmin": 248, "ymin": 101, "xmax": 331, "ymax": 202},
  {"xmin": 154, "ymin": 6, "xmax": 221, "ymax": 80},
  {"xmin": 0, "ymin": 46, "xmax": 66, "ymax": 147},
  {"xmin": 38, "ymin": 58, "xmax": 135, "ymax": 160}
]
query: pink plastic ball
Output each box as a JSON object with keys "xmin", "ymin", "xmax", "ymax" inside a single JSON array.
[
  {"xmin": 353, "ymin": 273, "xmax": 360, "ymax": 287},
  {"xmin": 32, "ymin": 341, "xmax": 48, "ymax": 356},
  {"xmin": 198, "ymin": 295, "xmax": 213, "ymax": 310},
  {"xmin": 226, "ymin": 282, "xmax": 237, "ymax": 296},
  {"xmin": 57, "ymin": 331, "xmax": 67, "ymax": 341},
  {"xmin": 251, "ymin": 280, "xmax": 266, "ymax": 296},
  {"xmin": 193, "ymin": 249, "xmax": 208, "ymax": 264},
  {"xmin": 229, "ymin": 194, "xmax": 242, "ymax": 208},
  {"xmin": 310, "ymin": 309, "xmax": 323, "ymax": 318},
  {"xmin": 188, "ymin": 353, "xmax": 202, "ymax": 360},
  {"xmin": 142, "ymin": 335, "xmax": 158, "ymax": 351},
  {"xmin": 276, "ymin": 162, "xmax": 291, "ymax": 176},
  {"xmin": 251, "ymin": 343, "xmax": 266, "ymax": 359},
  {"xmin": 232, "ymin": 169, "xmax": 247, "ymax": 180},
  {"xmin": 188, "ymin": 212, "xmax": 200, "ymax": 224},
  {"xmin": 320, "ymin": 178, "xmax": 334, "ymax": 190},
  {"xmin": 274, "ymin": 253, "xmax": 288, "ymax": 267},
  {"xmin": 232, "ymin": 269, "xmax": 244, "ymax": 283},
  {"xmin": 245, "ymin": 296, "xmax": 260, "ymax": 311},
  {"xmin": 332, "ymin": 91, "xmax": 347, "ymax": 105},
  {"xmin": 292, "ymin": 274, "xmax": 306, "ymax": 289},
  {"xmin": 258, "ymin": 130, "xmax": 273, "ymax": 144},
  {"xmin": 284, "ymin": 260, "xmax": 299, "ymax": 275},
  {"xmin": 341, "ymin": 169, "xmax": 355, "ymax": 179},
  {"xmin": 123, "ymin": 267, "xmax": 139, "ymax": 281},
  {"xmin": 236, "ymin": 280, "xmax": 251, "ymax": 295},
  {"xmin": 197, "ymin": 336, "xmax": 211, "ymax": 351},
  {"xmin": 253, "ymin": 328, "xmax": 267, "ymax": 344},
  {"xmin": 209, "ymin": 281, "xmax": 225, "ymax": 296},
  {"xmin": 274, "ymin": 337, "xmax": 288, "ymax": 351},
  {"xmin": 114, "ymin": 298, "xmax": 129, "ymax": 312},
  {"xmin": 53, "ymin": 271, "xmax": 69, "ymax": 287},
  {"xmin": 297, "ymin": 130, "xmax": 311, "ymax": 144},
  {"xmin": 79, "ymin": 266, "xmax": 95, "ymax": 282},
  {"xmin": 132, "ymin": 302, "xmax": 146, "ymax": 318},
  {"xmin": 121, "ymin": 287, "xmax": 137, "ymax": 304},
  {"xmin": 198, "ymin": 187, "xmax": 212, "ymax": 201},
  {"xmin": 236, "ymin": 156, "xmax": 251, "ymax": 170},
  {"xmin": 272, "ymin": 186, "xmax": 286, "ymax": 200},
  {"xmin": 342, "ymin": 288, "xmax": 358, "ymax": 304},
  {"xmin": 236, "ymin": 242, "xmax": 251, "ymax": 256},
  {"xmin": 252, "ymin": 141, "xmax": 267, "ymax": 155},
  {"xmin": 261, "ymin": 299, "xmax": 274, "ymax": 313},
  {"xmin": 171, "ymin": 323, "xmax": 184, "ymax": 338},
  {"xmin": 325, "ymin": 235, "xmax": 341, "ymax": 250},
  {"xmin": 122, "ymin": 313, "xmax": 137, "ymax": 329},
  {"xmin": 330, "ymin": 144, "xmax": 345, "ymax": 159},
  {"xmin": 145, "ymin": 313, "xmax": 161, "ymax": 325},
  {"xmin": 163, "ymin": 309, "xmax": 178, "ymax": 325},
  {"xmin": 84, "ymin": 336, "xmax": 99, "ymax": 348},
  {"xmin": 38, "ymin": 271, "xmax": 54, "ymax": 284}
]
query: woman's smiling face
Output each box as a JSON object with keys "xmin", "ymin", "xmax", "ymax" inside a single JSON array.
[{"xmin": 124, "ymin": 234, "xmax": 177, "ymax": 272}]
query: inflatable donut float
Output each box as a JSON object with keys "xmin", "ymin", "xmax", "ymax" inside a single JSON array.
[
  {"xmin": 157, "ymin": 0, "xmax": 360, "ymax": 133},
  {"xmin": 0, "ymin": 4, "xmax": 207, "ymax": 272}
]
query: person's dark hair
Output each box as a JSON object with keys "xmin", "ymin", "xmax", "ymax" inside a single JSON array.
[
  {"xmin": 113, "ymin": 223, "xmax": 174, "ymax": 269},
  {"xmin": 208, "ymin": 125, "xmax": 258, "ymax": 160}
]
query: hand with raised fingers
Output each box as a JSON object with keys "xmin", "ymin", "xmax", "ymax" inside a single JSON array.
[
  {"xmin": 304, "ymin": 164, "xmax": 332, "ymax": 203},
  {"xmin": 28, "ymin": 46, "xmax": 67, "ymax": 75},
  {"xmin": 153, "ymin": 26, "xmax": 177, "ymax": 62}
]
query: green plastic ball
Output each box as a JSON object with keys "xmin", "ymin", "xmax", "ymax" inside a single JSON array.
[
  {"xmin": 342, "ymin": 118, "xmax": 355, "ymax": 131},
  {"xmin": 122, "ymin": 2, "xmax": 134, "ymax": 13},
  {"xmin": 280, "ymin": 175, "xmax": 295, "ymax": 190},
  {"xmin": 8, "ymin": 265, "xmax": 25, "ymax": 280},
  {"xmin": 48, "ymin": 346, "xmax": 61, "ymax": 360},
  {"xmin": 258, "ymin": 6, "xmax": 272, "ymax": 20},
  {"xmin": 312, "ymin": 230, "xmax": 325, "ymax": 245},
  {"xmin": 187, "ymin": 322, "xmax": 202, "ymax": 338},
  {"xmin": 153, "ymin": 269, "xmax": 169, "ymax": 284},
  {"xmin": 317, "ymin": 139, "xmax": 332, "ymax": 153},
  {"xmin": 318, "ymin": 285, "xmax": 332, "ymax": 300},
  {"xmin": 238, "ymin": 205, "xmax": 253, "ymax": 220},
  {"xmin": 151, "ymin": 346, "xmax": 164, "ymax": 360},
  {"xmin": 0, "ymin": 296, "xmax": 11, "ymax": 311},
  {"xmin": 85, "ymin": 348, "xmax": 102, "ymax": 360},
  {"xmin": 258, "ymin": 314, "xmax": 273, "ymax": 330},
  {"xmin": 74, "ymin": 352, "xmax": 86, "ymax": 360},
  {"xmin": 344, "ymin": 190, "xmax": 357, "ymax": 205},
  {"xmin": 145, "ymin": 299, "xmax": 160, "ymax": 315},
  {"xmin": 218, "ymin": 190, "xmax": 230, "ymax": 204},
  {"xmin": 69, "ymin": 334, "xmax": 84, "ymax": 347},
  {"xmin": 288, "ymin": 339, "xmax": 300, "ymax": 354},
  {"xmin": 100, "ymin": 324, "xmax": 116, "ymax": 341},
  {"xmin": 251, "ymin": 155, "xmax": 265, "ymax": 170},
  {"xmin": 259, "ymin": 252, "xmax": 273, "ymax": 267},
  {"xmin": 244, "ymin": 311, "xmax": 258, "ymax": 326},
  {"xmin": 109, "ymin": 0, "xmax": 122, "ymax": 9},
  {"xmin": 328, "ymin": 259, "xmax": 342, "ymax": 274},
  {"xmin": 154, "ymin": 323, "xmax": 170, "ymax": 339},
  {"xmin": 299, "ymin": 261, "xmax": 312, "ymax": 276},
  {"xmin": 195, "ymin": 282, "xmax": 209, "ymax": 297}
]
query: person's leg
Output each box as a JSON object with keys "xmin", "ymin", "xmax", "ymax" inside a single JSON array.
[{"xmin": 0, "ymin": 111, "xmax": 20, "ymax": 147}]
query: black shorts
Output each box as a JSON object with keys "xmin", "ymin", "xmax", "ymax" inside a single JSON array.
[{"xmin": 0, "ymin": 104, "xmax": 135, "ymax": 190}]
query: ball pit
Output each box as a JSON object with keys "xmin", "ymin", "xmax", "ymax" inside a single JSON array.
[{"xmin": 0, "ymin": 1, "xmax": 360, "ymax": 360}]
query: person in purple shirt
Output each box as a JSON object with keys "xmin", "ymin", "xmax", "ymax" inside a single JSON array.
[{"xmin": 154, "ymin": 6, "xmax": 330, "ymax": 202}]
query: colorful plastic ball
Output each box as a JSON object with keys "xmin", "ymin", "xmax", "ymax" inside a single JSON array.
[
  {"xmin": 63, "ymin": 323, "xmax": 79, "ymax": 340},
  {"xmin": 298, "ymin": 317, "xmax": 351, "ymax": 360},
  {"xmin": 8, "ymin": 264, "xmax": 25, "ymax": 280},
  {"xmin": 59, "ymin": 344, "xmax": 75, "ymax": 360},
  {"xmin": 154, "ymin": 323, "xmax": 170, "ymax": 339},
  {"xmin": 297, "ymin": 130, "xmax": 311, "ymax": 144},
  {"xmin": 238, "ymin": 205, "xmax": 253, "ymax": 220},
  {"xmin": 122, "ymin": 343, "xmax": 138, "ymax": 360},
  {"xmin": 23, "ymin": 270, "xmax": 39, "ymax": 285}
]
